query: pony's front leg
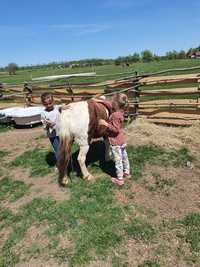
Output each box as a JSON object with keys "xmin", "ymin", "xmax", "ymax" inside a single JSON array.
[{"xmin": 78, "ymin": 145, "xmax": 94, "ymax": 181}]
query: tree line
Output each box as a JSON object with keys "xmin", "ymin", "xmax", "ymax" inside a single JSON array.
[
  {"xmin": 1, "ymin": 45, "xmax": 200, "ymax": 74},
  {"xmin": 115, "ymin": 46, "xmax": 200, "ymax": 64}
]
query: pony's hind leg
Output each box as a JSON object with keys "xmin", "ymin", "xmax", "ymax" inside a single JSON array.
[
  {"xmin": 104, "ymin": 138, "xmax": 112, "ymax": 162},
  {"xmin": 58, "ymin": 137, "xmax": 72, "ymax": 187},
  {"xmin": 78, "ymin": 144, "xmax": 94, "ymax": 181},
  {"xmin": 60, "ymin": 175, "xmax": 69, "ymax": 186}
]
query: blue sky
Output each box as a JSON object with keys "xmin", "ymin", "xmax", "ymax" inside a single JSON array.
[{"xmin": 0, "ymin": 0, "xmax": 200, "ymax": 67}]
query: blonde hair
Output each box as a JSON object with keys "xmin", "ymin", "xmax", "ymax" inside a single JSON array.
[{"xmin": 112, "ymin": 93, "xmax": 128, "ymax": 110}]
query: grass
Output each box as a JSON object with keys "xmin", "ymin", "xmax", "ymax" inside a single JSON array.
[
  {"xmin": 0, "ymin": 149, "xmax": 9, "ymax": 159},
  {"xmin": 146, "ymin": 173, "xmax": 176, "ymax": 194},
  {"xmin": 11, "ymin": 147, "xmax": 54, "ymax": 176},
  {"xmin": 0, "ymin": 249, "xmax": 20, "ymax": 267},
  {"xmin": 0, "ymin": 177, "xmax": 30, "ymax": 202},
  {"xmin": 127, "ymin": 145, "xmax": 194, "ymax": 180},
  {"xmin": 9, "ymin": 144, "xmax": 194, "ymax": 181},
  {"xmin": 0, "ymin": 179, "xmax": 127, "ymax": 266},
  {"xmin": 180, "ymin": 213, "xmax": 200, "ymax": 252},
  {"xmin": 138, "ymin": 260, "xmax": 161, "ymax": 267},
  {"xmin": 0, "ymin": 125, "xmax": 12, "ymax": 133},
  {"xmin": 125, "ymin": 218, "xmax": 157, "ymax": 242},
  {"xmin": 0, "ymin": 175, "xmax": 156, "ymax": 266},
  {"xmin": 0, "ymin": 143, "xmax": 197, "ymax": 266},
  {"xmin": 1, "ymin": 59, "xmax": 200, "ymax": 84}
]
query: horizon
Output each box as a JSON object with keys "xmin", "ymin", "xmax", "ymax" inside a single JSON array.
[
  {"xmin": 1, "ymin": 46, "xmax": 199, "ymax": 69},
  {"xmin": 1, "ymin": 0, "xmax": 200, "ymax": 67}
]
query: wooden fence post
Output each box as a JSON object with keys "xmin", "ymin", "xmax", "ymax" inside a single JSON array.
[
  {"xmin": 197, "ymin": 79, "xmax": 200, "ymax": 109},
  {"xmin": 134, "ymin": 84, "xmax": 140, "ymax": 118}
]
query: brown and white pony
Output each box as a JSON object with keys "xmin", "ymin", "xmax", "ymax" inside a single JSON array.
[{"xmin": 58, "ymin": 99, "xmax": 110, "ymax": 185}]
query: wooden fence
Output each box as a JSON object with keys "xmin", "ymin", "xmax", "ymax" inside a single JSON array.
[{"xmin": 1, "ymin": 66, "xmax": 200, "ymax": 126}]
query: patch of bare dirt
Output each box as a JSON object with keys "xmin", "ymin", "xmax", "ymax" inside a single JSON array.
[
  {"xmin": 126, "ymin": 233, "xmax": 197, "ymax": 267},
  {"xmin": 88, "ymin": 261, "xmax": 112, "ymax": 267},
  {"xmin": 0, "ymin": 127, "xmax": 43, "ymax": 150},
  {"xmin": 15, "ymin": 259, "xmax": 68, "ymax": 267},
  {"xmin": 0, "ymin": 128, "xmax": 70, "ymax": 211},
  {"xmin": 13, "ymin": 225, "xmax": 49, "ymax": 256},
  {"xmin": 0, "ymin": 227, "xmax": 12, "ymax": 248},
  {"xmin": 0, "ymin": 127, "xmax": 49, "ymax": 161},
  {"xmin": 122, "ymin": 166, "xmax": 200, "ymax": 222},
  {"xmin": 3, "ymin": 170, "xmax": 70, "ymax": 212}
]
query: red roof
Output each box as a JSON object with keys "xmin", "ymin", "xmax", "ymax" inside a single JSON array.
[{"xmin": 193, "ymin": 51, "xmax": 200, "ymax": 56}]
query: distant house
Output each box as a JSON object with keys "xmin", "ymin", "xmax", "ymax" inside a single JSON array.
[
  {"xmin": 190, "ymin": 51, "xmax": 200, "ymax": 59},
  {"xmin": 69, "ymin": 63, "xmax": 80, "ymax": 68}
]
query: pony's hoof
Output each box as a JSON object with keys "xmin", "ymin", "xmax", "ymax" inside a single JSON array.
[
  {"xmin": 61, "ymin": 177, "xmax": 69, "ymax": 186},
  {"xmin": 85, "ymin": 174, "xmax": 95, "ymax": 181}
]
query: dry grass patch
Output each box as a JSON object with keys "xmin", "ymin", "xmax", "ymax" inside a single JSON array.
[{"xmin": 127, "ymin": 119, "xmax": 200, "ymax": 153}]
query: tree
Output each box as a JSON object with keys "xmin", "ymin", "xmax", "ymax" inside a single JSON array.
[
  {"xmin": 131, "ymin": 53, "xmax": 140, "ymax": 62},
  {"xmin": 165, "ymin": 50, "xmax": 178, "ymax": 60},
  {"xmin": 153, "ymin": 54, "xmax": 160, "ymax": 61},
  {"xmin": 178, "ymin": 50, "xmax": 186, "ymax": 59},
  {"xmin": 141, "ymin": 50, "xmax": 153, "ymax": 62},
  {"xmin": 7, "ymin": 63, "xmax": 18, "ymax": 75}
]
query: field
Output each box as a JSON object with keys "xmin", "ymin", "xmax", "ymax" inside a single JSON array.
[
  {"xmin": 1, "ymin": 59, "xmax": 200, "ymax": 85},
  {"xmin": 1, "ymin": 119, "xmax": 200, "ymax": 267},
  {"xmin": 1, "ymin": 59, "xmax": 200, "ymax": 266}
]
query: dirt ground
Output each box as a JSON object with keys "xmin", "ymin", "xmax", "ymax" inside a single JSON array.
[{"xmin": 0, "ymin": 127, "xmax": 68, "ymax": 210}]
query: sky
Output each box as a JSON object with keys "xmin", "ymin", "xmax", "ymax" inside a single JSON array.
[{"xmin": 0, "ymin": 0, "xmax": 200, "ymax": 67}]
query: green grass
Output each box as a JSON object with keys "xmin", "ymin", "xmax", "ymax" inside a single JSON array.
[
  {"xmin": 0, "ymin": 175, "xmax": 158, "ymax": 266},
  {"xmin": 125, "ymin": 218, "xmax": 157, "ymax": 242},
  {"xmin": 10, "ymin": 144, "xmax": 194, "ymax": 182},
  {"xmin": 180, "ymin": 213, "xmax": 200, "ymax": 252},
  {"xmin": 1, "ymin": 59, "xmax": 200, "ymax": 84},
  {"xmin": 138, "ymin": 260, "xmax": 160, "ymax": 267},
  {"xmin": 0, "ymin": 177, "xmax": 30, "ymax": 202},
  {"xmin": 0, "ymin": 249, "xmax": 20, "ymax": 267},
  {"xmin": 112, "ymin": 256, "xmax": 128, "ymax": 267},
  {"xmin": 11, "ymin": 148, "xmax": 54, "ymax": 176},
  {"xmin": 146, "ymin": 173, "xmax": 176, "ymax": 194},
  {"xmin": 0, "ymin": 125, "xmax": 12, "ymax": 133},
  {"xmin": 0, "ymin": 150, "xmax": 9, "ymax": 159},
  {"xmin": 0, "ymin": 179, "xmax": 127, "ymax": 266},
  {"xmin": 0, "ymin": 143, "xmax": 197, "ymax": 266},
  {"xmin": 127, "ymin": 145, "xmax": 194, "ymax": 180},
  {"xmin": 58, "ymin": 179, "xmax": 125, "ymax": 265}
]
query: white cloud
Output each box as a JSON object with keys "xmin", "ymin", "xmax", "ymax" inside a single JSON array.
[
  {"xmin": 0, "ymin": 24, "xmax": 111, "ymax": 37},
  {"xmin": 102, "ymin": 0, "xmax": 154, "ymax": 9},
  {"xmin": 103, "ymin": 0, "xmax": 134, "ymax": 8},
  {"xmin": 50, "ymin": 24, "xmax": 111, "ymax": 35}
]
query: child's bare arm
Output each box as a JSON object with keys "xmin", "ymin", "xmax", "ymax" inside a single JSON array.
[{"xmin": 99, "ymin": 119, "xmax": 109, "ymax": 127}]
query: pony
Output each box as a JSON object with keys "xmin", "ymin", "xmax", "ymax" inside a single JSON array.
[{"xmin": 57, "ymin": 98, "xmax": 111, "ymax": 186}]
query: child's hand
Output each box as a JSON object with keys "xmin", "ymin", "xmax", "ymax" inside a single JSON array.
[
  {"xmin": 45, "ymin": 119, "xmax": 55, "ymax": 128},
  {"xmin": 61, "ymin": 104, "xmax": 70, "ymax": 110},
  {"xmin": 99, "ymin": 119, "xmax": 108, "ymax": 127}
]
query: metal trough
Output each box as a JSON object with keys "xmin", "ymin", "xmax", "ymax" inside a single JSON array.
[{"xmin": 13, "ymin": 114, "xmax": 41, "ymax": 126}]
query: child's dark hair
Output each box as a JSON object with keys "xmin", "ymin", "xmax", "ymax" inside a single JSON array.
[
  {"xmin": 41, "ymin": 92, "xmax": 53, "ymax": 102},
  {"xmin": 112, "ymin": 93, "xmax": 128, "ymax": 110}
]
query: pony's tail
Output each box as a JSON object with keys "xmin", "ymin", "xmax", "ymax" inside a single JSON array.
[{"xmin": 58, "ymin": 135, "xmax": 72, "ymax": 184}]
